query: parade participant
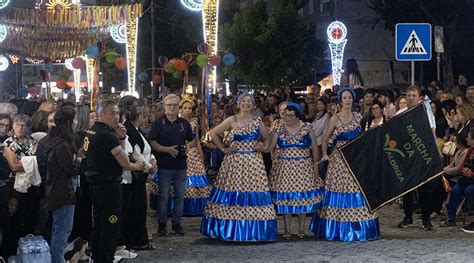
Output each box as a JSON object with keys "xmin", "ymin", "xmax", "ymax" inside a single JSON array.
[
  {"xmin": 84, "ymin": 100, "xmax": 145, "ymax": 263},
  {"xmin": 120, "ymin": 96, "xmax": 156, "ymax": 250},
  {"xmin": 398, "ymin": 85, "xmax": 438, "ymax": 230},
  {"xmin": 179, "ymin": 99, "xmax": 212, "ymax": 216},
  {"xmin": 201, "ymin": 93, "xmax": 278, "ymax": 241},
  {"xmin": 310, "ymin": 87, "xmax": 380, "ymax": 242},
  {"xmin": 260, "ymin": 102, "xmax": 323, "ymax": 239},
  {"xmin": 46, "ymin": 106, "xmax": 80, "ymax": 263},
  {"xmin": 361, "ymin": 100, "xmax": 385, "ymax": 131},
  {"xmin": 149, "ymin": 94, "xmax": 194, "ymax": 236}
]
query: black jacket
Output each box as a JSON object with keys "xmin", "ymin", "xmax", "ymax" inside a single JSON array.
[{"xmin": 46, "ymin": 139, "xmax": 77, "ymax": 211}]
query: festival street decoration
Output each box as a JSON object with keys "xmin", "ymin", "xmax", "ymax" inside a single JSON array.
[
  {"xmin": 0, "ymin": 0, "xmax": 10, "ymax": 10},
  {"xmin": 110, "ymin": 23, "xmax": 127, "ymax": 44},
  {"xmin": 181, "ymin": 0, "xmax": 203, "ymax": 11},
  {"xmin": 327, "ymin": 21, "xmax": 348, "ymax": 86},
  {"xmin": 0, "ymin": 55, "xmax": 9, "ymax": 71},
  {"xmin": 0, "ymin": 24, "xmax": 6, "ymax": 43},
  {"xmin": 202, "ymin": 0, "xmax": 219, "ymax": 94}
]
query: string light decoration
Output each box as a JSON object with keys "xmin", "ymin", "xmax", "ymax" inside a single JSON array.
[
  {"xmin": 0, "ymin": 25, "xmax": 6, "ymax": 43},
  {"xmin": 110, "ymin": 23, "xmax": 127, "ymax": 44},
  {"xmin": 86, "ymin": 57, "xmax": 95, "ymax": 94},
  {"xmin": 327, "ymin": 21, "xmax": 348, "ymax": 86},
  {"xmin": 0, "ymin": 0, "xmax": 10, "ymax": 9},
  {"xmin": 125, "ymin": 16, "xmax": 138, "ymax": 93},
  {"xmin": 202, "ymin": 0, "xmax": 219, "ymax": 94},
  {"xmin": 8, "ymin": 55, "xmax": 19, "ymax": 64},
  {"xmin": 26, "ymin": 58, "xmax": 44, "ymax": 64},
  {"xmin": 181, "ymin": 0, "xmax": 203, "ymax": 11},
  {"xmin": 64, "ymin": 58, "xmax": 74, "ymax": 70},
  {"xmin": 0, "ymin": 56, "xmax": 9, "ymax": 71},
  {"xmin": 45, "ymin": 0, "xmax": 73, "ymax": 11},
  {"xmin": 73, "ymin": 68, "xmax": 81, "ymax": 96}
]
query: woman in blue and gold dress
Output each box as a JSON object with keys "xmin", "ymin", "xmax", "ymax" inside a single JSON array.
[
  {"xmin": 201, "ymin": 93, "xmax": 278, "ymax": 241},
  {"xmin": 180, "ymin": 99, "xmax": 212, "ymax": 215},
  {"xmin": 310, "ymin": 88, "xmax": 380, "ymax": 242},
  {"xmin": 261, "ymin": 102, "xmax": 324, "ymax": 239}
]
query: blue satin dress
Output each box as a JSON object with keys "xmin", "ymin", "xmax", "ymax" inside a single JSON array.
[
  {"xmin": 270, "ymin": 123, "xmax": 324, "ymax": 214},
  {"xmin": 182, "ymin": 117, "xmax": 212, "ymax": 215},
  {"xmin": 310, "ymin": 113, "xmax": 380, "ymax": 242},
  {"xmin": 201, "ymin": 116, "xmax": 278, "ymax": 241}
]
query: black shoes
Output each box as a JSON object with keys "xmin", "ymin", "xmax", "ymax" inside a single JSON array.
[
  {"xmin": 172, "ymin": 224, "xmax": 185, "ymax": 236},
  {"xmin": 461, "ymin": 222, "xmax": 474, "ymax": 234},
  {"xmin": 158, "ymin": 224, "xmax": 167, "ymax": 236},
  {"xmin": 422, "ymin": 220, "xmax": 434, "ymax": 230},
  {"xmin": 398, "ymin": 217, "xmax": 413, "ymax": 228}
]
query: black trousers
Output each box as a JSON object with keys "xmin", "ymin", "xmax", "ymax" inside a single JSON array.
[
  {"xmin": 70, "ymin": 174, "xmax": 93, "ymax": 242},
  {"xmin": 403, "ymin": 177, "xmax": 445, "ymax": 221},
  {"xmin": 121, "ymin": 172, "xmax": 149, "ymax": 248},
  {"xmin": 89, "ymin": 181, "xmax": 122, "ymax": 263}
]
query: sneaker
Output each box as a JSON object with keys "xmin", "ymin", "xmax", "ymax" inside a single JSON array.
[
  {"xmin": 115, "ymin": 249, "xmax": 138, "ymax": 259},
  {"xmin": 398, "ymin": 217, "xmax": 413, "ymax": 228},
  {"xmin": 158, "ymin": 224, "xmax": 167, "ymax": 236},
  {"xmin": 64, "ymin": 238, "xmax": 87, "ymax": 262},
  {"xmin": 440, "ymin": 219, "xmax": 456, "ymax": 227},
  {"xmin": 422, "ymin": 220, "xmax": 434, "ymax": 230},
  {"xmin": 172, "ymin": 224, "xmax": 185, "ymax": 236},
  {"xmin": 461, "ymin": 222, "xmax": 474, "ymax": 234}
]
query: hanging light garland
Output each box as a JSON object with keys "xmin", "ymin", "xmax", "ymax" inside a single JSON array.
[
  {"xmin": 0, "ymin": 25, "xmax": 6, "ymax": 43},
  {"xmin": 0, "ymin": 56, "xmax": 9, "ymax": 71},
  {"xmin": 181, "ymin": 0, "xmax": 203, "ymax": 11},
  {"xmin": 327, "ymin": 21, "xmax": 348, "ymax": 86},
  {"xmin": 8, "ymin": 55, "xmax": 19, "ymax": 64},
  {"xmin": 125, "ymin": 16, "xmax": 138, "ymax": 95},
  {"xmin": 26, "ymin": 58, "xmax": 44, "ymax": 64},
  {"xmin": 202, "ymin": 0, "xmax": 219, "ymax": 94}
]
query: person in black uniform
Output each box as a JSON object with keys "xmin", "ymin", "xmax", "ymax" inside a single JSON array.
[{"xmin": 83, "ymin": 100, "xmax": 145, "ymax": 263}]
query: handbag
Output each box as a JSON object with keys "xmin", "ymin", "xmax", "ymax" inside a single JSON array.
[{"xmin": 442, "ymin": 141, "xmax": 456, "ymax": 156}]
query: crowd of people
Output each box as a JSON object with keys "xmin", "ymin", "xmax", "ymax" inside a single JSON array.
[{"xmin": 0, "ymin": 68, "xmax": 473, "ymax": 262}]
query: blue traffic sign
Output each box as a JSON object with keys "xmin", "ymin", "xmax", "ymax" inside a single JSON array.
[{"xmin": 395, "ymin": 23, "xmax": 432, "ymax": 61}]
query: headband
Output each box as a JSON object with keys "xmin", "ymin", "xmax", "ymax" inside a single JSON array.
[
  {"xmin": 286, "ymin": 101, "xmax": 304, "ymax": 115},
  {"xmin": 179, "ymin": 98, "xmax": 194, "ymax": 107},
  {"xmin": 337, "ymin": 87, "xmax": 356, "ymax": 102},
  {"xmin": 237, "ymin": 93, "xmax": 255, "ymax": 104}
]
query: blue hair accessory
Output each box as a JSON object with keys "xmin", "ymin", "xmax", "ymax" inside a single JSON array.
[
  {"xmin": 237, "ymin": 93, "xmax": 255, "ymax": 103},
  {"xmin": 286, "ymin": 101, "xmax": 304, "ymax": 115},
  {"xmin": 337, "ymin": 87, "xmax": 356, "ymax": 102}
]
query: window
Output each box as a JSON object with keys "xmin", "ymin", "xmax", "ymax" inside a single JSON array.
[{"xmin": 320, "ymin": 0, "xmax": 330, "ymax": 14}]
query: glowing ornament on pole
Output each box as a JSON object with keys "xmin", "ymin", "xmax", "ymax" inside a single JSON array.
[
  {"xmin": 181, "ymin": 0, "xmax": 202, "ymax": 11},
  {"xmin": 0, "ymin": 56, "xmax": 9, "ymax": 71},
  {"xmin": 110, "ymin": 24, "xmax": 127, "ymax": 44},
  {"xmin": 0, "ymin": 25, "xmax": 6, "ymax": 43},
  {"xmin": 65, "ymin": 57, "xmax": 84, "ymax": 97},
  {"xmin": 126, "ymin": 16, "xmax": 139, "ymax": 94},
  {"xmin": 0, "ymin": 0, "xmax": 10, "ymax": 9},
  {"xmin": 202, "ymin": 0, "xmax": 219, "ymax": 94},
  {"xmin": 327, "ymin": 21, "xmax": 348, "ymax": 86}
]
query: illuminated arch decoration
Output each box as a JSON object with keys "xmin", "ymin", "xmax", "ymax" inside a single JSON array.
[
  {"xmin": 126, "ymin": 16, "xmax": 138, "ymax": 94},
  {"xmin": 202, "ymin": 0, "xmax": 219, "ymax": 94},
  {"xmin": 64, "ymin": 58, "xmax": 74, "ymax": 70},
  {"xmin": 110, "ymin": 24, "xmax": 127, "ymax": 44},
  {"xmin": 327, "ymin": 21, "xmax": 348, "ymax": 86},
  {"xmin": 0, "ymin": 0, "xmax": 10, "ymax": 9},
  {"xmin": 0, "ymin": 56, "xmax": 9, "ymax": 71},
  {"xmin": 26, "ymin": 58, "xmax": 44, "ymax": 64},
  {"xmin": 46, "ymin": 0, "xmax": 73, "ymax": 12},
  {"xmin": 0, "ymin": 25, "xmax": 7, "ymax": 43},
  {"xmin": 181, "ymin": 0, "xmax": 203, "ymax": 11}
]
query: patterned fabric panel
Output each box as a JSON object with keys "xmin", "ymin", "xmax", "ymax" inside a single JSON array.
[
  {"xmin": 184, "ymin": 186, "xmax": 212, "ymax": 199},
  {"xmin": 270, "ymin": 158, "xmax": 323, "ymax": 193},
  {"xmin": 331, "ymin": 113, "xmax": 363, "ymax": 148},
  {"xmin": 317, "ymin": 205, "xmax": 378, "ymax": 223},
  {"xmin": 324, "ymin": 150, "xmax": 362, "ymax": 193},
  {"xmin": 273, "ymin": 195, "xmax": 323, "ymax": 207},
  {"xmin": 186, "ymin": 146, "xmax": 207, "ymax": 177},
  {"xmin": 204, "ymin": 202, "xmax": 277, "ymax": 221}
]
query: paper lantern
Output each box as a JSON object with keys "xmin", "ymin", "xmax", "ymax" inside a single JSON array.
[
  {"xmin": 222, "ymin": 53, "xmax": 236, "ymax": 66},
  {"xmin": 196, "ymin": 54, "xmax": 209, "ymax": 68},
  {"xmin": 152, "ymin": 75, "xmax": 162, "ymax": 85},
  {"xmin": 138, "ymin": 71, "xmax": 149, "ymax": 82},
  {"xmin": 29, "ymin": 86, "xmax": 41, "ymax": 97},
  {"xmin": 209, "ymin": 55, "xmax": 221, "ymax": 66},
  {"xmin": 58, "ymin": 71, "xmax": 70, "ymax": 81},
  {"xmin": 72, "ymin": 57, "xmax": 84, "ymax": 70},
  {"xmin": 105, "ymin": 52, "xmax": 118, "ymax": 63},
  {"xmin": 197, "ymin": 43, "xmax": 209, "ymax": 54},
  {"xmin": 173, "ymin": 71, "xmax": 183, "ymax": 79},
  {"xmin": 164, "ymin": 63, "xmax": 176, "ymax": 73},
  {"xmin": 183, "ymin": 53, "xmax": 193, "ymax": 64},
  {"xmin": 115, "ymin": 57, "xmax": 127, "ymax": 69},
  {"xmin": 174, "ymin": 59, "xmax": 187, "ymax": 72},
  {"xmin": 19, "ymin": 86, "xmax": 28, "ymax": 98},
  {"xmin": 86, "ymin": 45, "xmax": 100, "ymax": 58},
  {"xmin": 56, "ymin": 79, "xmax": 67, "ymax": 89}
]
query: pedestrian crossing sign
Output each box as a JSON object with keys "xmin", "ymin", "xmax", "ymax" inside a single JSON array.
[{"xmin": 396, "ymin": 23, "xmax": 431, "ymax": 61}]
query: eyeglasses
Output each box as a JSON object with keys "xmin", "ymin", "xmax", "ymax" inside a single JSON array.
[
  {"xmin": 164, "ymin": 103, "xmax": 179, "ymax": 107},
  {"xmin": 14, "ymin": 123, "xmax": 27, "ymax": 128},
  {"xmin": 0, "ymin": 123, "xmax": 9, "ymax": 129}
]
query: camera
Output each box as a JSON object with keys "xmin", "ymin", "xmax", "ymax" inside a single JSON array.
[{"xmin": 175, "ymin": 145, "xmax": 187, "ymax": 159}]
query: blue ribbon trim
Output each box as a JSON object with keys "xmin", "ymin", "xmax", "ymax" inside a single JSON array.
[
  {"xmin": 209, "ymin": 188, "xmax": 273, "ymax": 206},
  {"xmin": 271, "ymin": 189, "xmax": 322, "ymax": 201},
  {"xmin": 183, "ymin": 198, "xmax": 208, "ymax": 216},
  {"xmin": 322, "ymin": 190, "xmax": 368, "ymax": 208},
  {"xmin": 186, "ymin": 175, "xmax": 211, "ymax": 187},
  {"xmin": 201, "ymin": 216, "xmax": 278, "ymax": 242},
  {"xmin": 309, "ymin": 216, "xmax": 380, "ymax": 242},
  {"xmin": 275, "ymin": 204, "xmax": 321, "ymax": 214}
]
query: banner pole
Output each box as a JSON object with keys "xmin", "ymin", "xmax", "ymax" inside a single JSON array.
[{"xmin": 411, "ymin": 61, "xmax": 415, "ymax": 86}]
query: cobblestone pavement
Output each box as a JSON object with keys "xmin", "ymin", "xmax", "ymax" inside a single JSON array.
[{"xmin": 128, "ymin": 204, "xmax": 474, "ymax": 262}]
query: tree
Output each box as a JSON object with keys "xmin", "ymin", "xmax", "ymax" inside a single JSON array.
[
  {"xmin": 369, "ymin": 0, "xmax": 473, "ymax": 87},
  {"xmin": 221, "ymin": 0, "xmax": 324, "ymax": 89}
]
